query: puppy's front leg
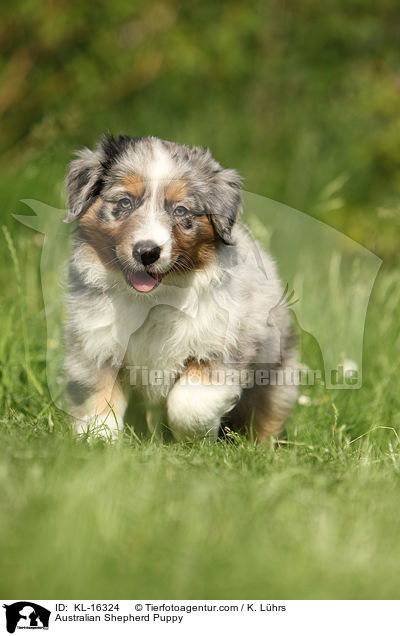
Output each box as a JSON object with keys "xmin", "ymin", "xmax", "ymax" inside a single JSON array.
[
  {"xmin": 166, "ymin": 362, "xmax": 241, "ymax": 441},
  {"xmin": 66, "ymin": 364, "xmax": 127, "ymax": 441}
]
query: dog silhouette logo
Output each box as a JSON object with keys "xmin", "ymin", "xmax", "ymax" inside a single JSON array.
[{"xmin": 2, "ymin": 602, "xmax": 50, "ymax": 633}]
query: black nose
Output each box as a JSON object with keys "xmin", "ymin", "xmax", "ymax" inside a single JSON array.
[{"xmin": 133, "ymin": 241, "xmax": 161, "ymax": 266}]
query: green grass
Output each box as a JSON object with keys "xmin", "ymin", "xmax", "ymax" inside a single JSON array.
[
  {"xmin": 1, "ymin": 165, "xmax": 400, "ymax": 600},
  {"xmin": 2, "ymin": 401, "xmax": 400, "ymax": 599}
]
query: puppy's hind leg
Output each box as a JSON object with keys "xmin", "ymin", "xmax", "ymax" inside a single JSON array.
[
  {"xmin": 253, "ymin": 381, "xmax": 298, "ymax": 443},
  {"xmin": 145, "ymin": 403, "xmax": 166, "ymax": 440},
  {"xmin": 229, "ymin": 367, "xmax": 298, "ymax": 443}
]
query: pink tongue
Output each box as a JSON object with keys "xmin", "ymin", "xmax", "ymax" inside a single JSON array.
[{"xmin": 130, "ymin": 271, "xmax": 159, "ymax": 292}]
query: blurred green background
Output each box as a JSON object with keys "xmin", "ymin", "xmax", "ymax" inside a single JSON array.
[{"xmin": 1, "ymin": 0, "xmax": 400, "ymax": 258}]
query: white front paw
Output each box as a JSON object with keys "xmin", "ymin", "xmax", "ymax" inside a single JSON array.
[{"xmin": 167, "ymin": 379, "xmax": 241, "ymax": 442}]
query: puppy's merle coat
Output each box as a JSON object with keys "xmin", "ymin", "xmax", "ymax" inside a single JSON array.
[{"xmin": 65, "ymin": 135, "xmax": 297, "ymax": 441}]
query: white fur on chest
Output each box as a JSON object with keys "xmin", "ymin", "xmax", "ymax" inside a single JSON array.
[
  {"xmin": 74, "ymin": 266, "xmax": 238, "ymax": 402},
  {"xmin": 126, "ymin": 291, "xmax": 231, "ymax": 367}
]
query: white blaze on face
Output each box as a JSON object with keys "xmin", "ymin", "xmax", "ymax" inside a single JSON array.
[{"xmin": 132, "ymin": 141, "xmax": 175, "ymax": 267}]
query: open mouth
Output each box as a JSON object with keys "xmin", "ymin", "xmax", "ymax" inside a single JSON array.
[{"xmin": 128, "ymin": 270, "xmax": 163, "ymax": 293}]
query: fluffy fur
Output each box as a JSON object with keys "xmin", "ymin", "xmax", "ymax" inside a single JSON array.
[{"xmin": 64, "ymin": 135, "xmax": 297, "ymax": 441}]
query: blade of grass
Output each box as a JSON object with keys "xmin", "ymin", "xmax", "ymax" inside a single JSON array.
[{"xmin": 2, "ymin": 225, "xmax": 43, "ymax": 395}]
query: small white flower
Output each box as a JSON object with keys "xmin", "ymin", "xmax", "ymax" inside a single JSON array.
[{"xmin": 298, "ymin": 394, "xmax": 312, "ymax": 406}]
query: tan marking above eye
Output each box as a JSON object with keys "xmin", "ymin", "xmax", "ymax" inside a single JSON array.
[
  {"xmin": 165, "ymin": 179, "xmax": 187, "ymax": 203},
  {"xmin": 121, "ymin": 174, "xmax": 145, "ymax": 198}
]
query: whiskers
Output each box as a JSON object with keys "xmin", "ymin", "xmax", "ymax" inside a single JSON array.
[
  {"xmin": 103, "ymin": 253, "xmax": 122, "ymax": 269},
  {"xmin": 170, "ymin": 250, "xmax": 200, "ymax": 275}
]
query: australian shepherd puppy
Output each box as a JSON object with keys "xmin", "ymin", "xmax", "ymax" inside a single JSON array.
[{"xmin": 64, "ymin": 135, "xmax": 297, "ymax": 442}]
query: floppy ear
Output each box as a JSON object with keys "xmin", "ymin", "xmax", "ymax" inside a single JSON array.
[
  {"xmin": 64, "ymin": 147, "xmax": 104, "ymax": 223},
  {"xmin": 208, "ymin": 168, "xmax": 242, "ymax": 245}
]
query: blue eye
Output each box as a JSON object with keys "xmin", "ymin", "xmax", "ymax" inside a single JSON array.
[
  {"xmin": 118, "ymin": 197, "xmax": 132, "ymax": 210},
  {"xmin": 174, "ymin": 206, "xmax": 189, "ymax": 217}
]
